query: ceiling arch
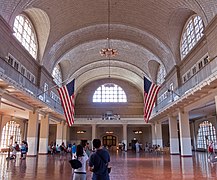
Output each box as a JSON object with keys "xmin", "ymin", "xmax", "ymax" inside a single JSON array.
[
  {"xmin": 24, "ymin": 8, "xmax": 50, "ymax": 63},
  {"xmin": 148, "ymin": 60, "xmax": 161, "ymax": 83},
  {"xmin": 0, "ymin": 0, "xmax": 217, "ymax": 96},
  {"xmin": 67, "ymin": 59, "xmax": 147, "ymax": 81},
  {"xmin": 71, "ymin": 66, "xmax": 144, "ymax": 95},
  {"xmin": 58, "ymin": 39, "xmax": 159, "ymax": 80},
  {"xmin": 45, "ymin": 24, "xmax": 176, "ymax": 73}
]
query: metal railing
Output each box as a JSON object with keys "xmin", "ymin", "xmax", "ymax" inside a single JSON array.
[
  {"xmin": 0, "ymin": 57, "xmax": 63, "ymax": 114},
  {"xmin": 153, "ymin": 60, "xmax": 213, "ymax": 113},
  {"xmin": 1, "ymin": 56, "xmax": 215, "ymax": 118}
]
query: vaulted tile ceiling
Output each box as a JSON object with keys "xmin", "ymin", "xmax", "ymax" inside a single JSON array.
[{"xmin": 0, "ymin": 0, "xmax": 217, "ymax": 92}]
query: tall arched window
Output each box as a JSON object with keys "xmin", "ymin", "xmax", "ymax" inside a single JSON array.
[
  {"xmin": 52, "ymin": 64, "xmax": 63, "ymax": 87},
  {"xmin": 0, "ymin": 121, "xmax": 21, "ymax": 148},
  {"xmin": 197, "ymin": 121, "xmax": 216, "ymax": 149},
  {"xmin": 93, "ymin": 83, "xmax": 127, "ymax": 102},
  {"xmin": 180, "ymin": 15, "xmax": 204, "ymax": 59},
  {"xmin": 13, "ymin": 15, "xmax": 37, "ymax": 59},
  {"xmin": 157, "ymin": 64, "xmax": 166, "ymax": 85}
]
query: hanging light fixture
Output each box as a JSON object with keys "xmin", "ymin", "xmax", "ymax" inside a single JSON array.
[{"xmin": 100, "ymin": 0, "xmax": 118, "ymax": 58}]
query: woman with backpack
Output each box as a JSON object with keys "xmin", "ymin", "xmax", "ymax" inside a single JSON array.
[{"xmin": 73, "ymin": 144, "xmax": 89, "ymax": 180}]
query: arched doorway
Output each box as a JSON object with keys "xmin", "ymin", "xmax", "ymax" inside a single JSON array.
[{"xmin": 102, "ymin": 135, "xmax": 117, "ymax": 148}]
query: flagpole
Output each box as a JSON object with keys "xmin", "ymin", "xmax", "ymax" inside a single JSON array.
[
  {"xmin": 36, "ymin": 77, "xmax": 72, "ymax": 97},
  {"xmin": 167, "ymin": 89, "xmax": 180, "ymax": 97},
  {"xmin": 167, "ymin": 88, "xmax": 180, "ymax": 102}
]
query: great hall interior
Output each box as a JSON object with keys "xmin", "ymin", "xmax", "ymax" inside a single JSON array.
[{"xmin": 0, "ymin": 0, "xmax": 217, "ymax": 179}]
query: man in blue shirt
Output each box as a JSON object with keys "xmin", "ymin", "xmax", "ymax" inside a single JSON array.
[{"xmin": 89, "ymin": 139, "xmax": 110, "ymax": 180}]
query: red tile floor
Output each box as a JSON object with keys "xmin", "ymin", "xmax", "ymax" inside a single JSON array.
[{"xmin": 0, "ymin": 150, "xmax": 217, "ymax": 180}]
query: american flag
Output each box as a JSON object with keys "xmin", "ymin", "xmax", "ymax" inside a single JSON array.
[
  {"xmin": 57, "ymin": 79, "xmax": 75, "ymax": 126},
  {"xmin": 144, "ymin": 77, "xmax": 160, "ymax": 123}
]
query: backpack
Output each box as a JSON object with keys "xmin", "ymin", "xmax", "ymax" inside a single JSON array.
[
  {"xmin": 208, "ymin": 145, "xmax": 213, "ymax": 153},
  {"xmin": 15, "ymin": 144, "xmax": 20, "ymax": 151},
  {"xmin": 69, "ymin": 159, "xmax": 82, "ymax": 169}
]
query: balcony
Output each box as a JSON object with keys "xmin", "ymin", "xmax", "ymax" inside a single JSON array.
[
  {"xmin": 0, "ymin": 57, "xmax": 63, "ymax": 114},
  {"xmin": 153, "ymin": 59, "xmax": 214, "ymax": 115}
]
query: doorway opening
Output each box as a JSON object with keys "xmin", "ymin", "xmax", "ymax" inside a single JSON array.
[{"xmin": 102, "ymin": 135, "xmax": 116, "ymax": 148}]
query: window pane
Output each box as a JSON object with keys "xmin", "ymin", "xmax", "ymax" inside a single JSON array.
[
  {"xmin": 92, "ymin": 83, "xmax": 127, "ymax": 103},
  {"xmin": 0, "ymin": 121, "xmax": 21, "ymax": 148},
  {"xmin": 180, "ymin": 15, "xmax": 204, "ymax": 59},
  {"xmin": 157, "ymin": 64, "xmax": 166, "ymax": 85},
  {"xmin": 13, "ymin": 15, "xmax": 37, "ymax": 59},
  {"xmin": 197, "ymin": 121, "xmax": 216, "ymax": 150},
  {"xmin": 52, "ymin": 64, "xmax": 63, "ymax": 87}
]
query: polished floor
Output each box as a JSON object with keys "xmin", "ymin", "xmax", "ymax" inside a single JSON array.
[{"xmin": 0, "ymin": 150, "xmax": 217, "ymax": 180}]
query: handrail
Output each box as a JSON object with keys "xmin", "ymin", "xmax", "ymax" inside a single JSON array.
[
  {"xmin": 1, "ymin": 56, "xmax": 215, "ymax": 118},
  {"xmin": 0, "ymin": 57, "xmax": 63, "ymax": 114},
  {"xmin": 153, "ymin": 60, "xmax": 213, "ymax": 114}
]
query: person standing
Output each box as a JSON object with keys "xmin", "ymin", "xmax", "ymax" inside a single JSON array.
[
  {"xmin": 122, "ymin": 142, "xmax": 125, "ymax": 151},
  {"xmin": 72, "ymin": 143, "xmax": 77, "ymax": 159},
  {"xmin": 73, "ymin": 144, "xmax": 89, "ymax": 180},
  {"xmin": 135, "ymin": 141, "xmax": 140, "ymax": 153},
  {"xmin": 20, "ymin": 141, "xmax": 27, "ymax": 159},
  {"xmin": 11, "ymin": 141, "xmax": 19, "ymax": 159},
  {"xmin": 89, "ymin": 139, "xmax": 110, "ymax": 180},
  {"xmin": 84, "ymin": 142, "xmax": 91, "ymax": 157},
  {"xmin": 23, "ymin": 141, "xmax": 28, "ymax": 156},
  {"xmin": 208, "ymin": 140, "xmax": 214, "ymax": 161}
]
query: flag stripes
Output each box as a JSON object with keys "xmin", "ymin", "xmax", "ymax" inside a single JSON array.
[
  {"xmin": 57, "ymin": 79, "xmax": 75, "ymax": 126},
  {"xmin": 144, "ymin": 77, "xmax": 160, "ymax": 123}
]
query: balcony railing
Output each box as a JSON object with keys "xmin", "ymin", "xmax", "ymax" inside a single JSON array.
[
  {"xmin": 75, "ymin": 114, "xmax": 143, "ymax": 119},
  {"xmin": 1, "ymin": 55, "xmax": 215, "ymax": 118},
  {"xmin": 0, "ymin": 57, "xmax": 63, "ymax": 114},
  {"xmin": 153, "ymin": 60, "xmax": 213, "ymax": 113}
]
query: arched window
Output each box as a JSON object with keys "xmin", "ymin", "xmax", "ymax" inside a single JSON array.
[
  {"xmin": 52, "ymin": 64, "xmax": 63, "ymax": 87},
  {"xmin": 180, "ymin": 15, "xmax": 204, "ymax": 59},
  {"xmin": 157, "ymin": 64, "xmax": 166, "ymax": 85},
  {"xmin": 93, "ymin": 83, "xmax": 127, "ymax": 102},
  {"xmin": 13, "ymin": 15, "xmax": 37, "ymax": 59},
  {"xmin": 0, "ymin": 121, "xmax": 21, "ymax": 148},
  {"xmin": 197, "ymin": 121, "xmax": 216, "ymax": 149}
]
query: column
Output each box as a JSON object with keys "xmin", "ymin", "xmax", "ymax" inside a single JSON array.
[
  {"xmin": 178, "ymin": 109, "xmax": 192, "ymax": 156},
  {"xmin": 0, "ymin": 114, "xmax": 2, "ymax": 144},
  {"xmin": 39, "ymin": 114, "xmax": 49, "ymax": 154},
  {"xmin": 122, "ymin": 124, "xmax": 127, "ymax": 151},
  {"xmin": 63, "ymin": 123, "xmax": 68, "ymax": 144},
  {"xmin": 0, "ymin": 93, "xmax": 2, "ymax": 108},
  {"xmin": 151, "ymin": 123, "xmax": 156, "ymax": 145},
  {"xmin": 215, "ymin": 96, "xmax": 217, "ymax": 133},
  {"xmin": 191, "ymin": 122, "xmax": 196, "ymax": 151},
  {"xmin": 0, "ymin": 88, "xmax": 5, "ymax": 108},
  {"xmin": 0, "ymin": 89, "xmax": 4, "ymax": 143},
  {"xmin": 168, "ymin": 115, "xmax": 179, "ymax": 154},
  {"xmin": 27, "ymin": 110, "xmax": 39, "ymax": 156},
  {"xmin": 56, "ymin": 121, "xmax": 64, "ymax": 146},
  {"xmin": 92, "ymin": 124, "xmax": 96, "ymax": 140},
  {"xmin": 155, "ymin": 123, "xmax": 163, "ymax": 147},
  {"xmin": 23, "ymin": 120, "xmax": 28, "ymax": 141}
]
